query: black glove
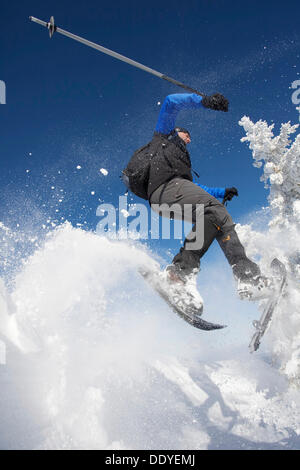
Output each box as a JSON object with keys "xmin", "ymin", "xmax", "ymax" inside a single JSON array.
[
  {"xmin": 202, "ymin": 93, "xmax": 229, "ymax": 112},
  {"xmin": 224, "ymin": 187, "xmax": 238, "ymax": 201}
]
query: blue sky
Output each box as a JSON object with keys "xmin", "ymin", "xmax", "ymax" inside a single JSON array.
[{"xmin": 1, "ymin": 0, "xmax": 300, "ymax": 266}]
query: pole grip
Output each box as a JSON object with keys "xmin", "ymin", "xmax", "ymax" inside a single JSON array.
[{"xmin": 222, "ymin": 195, "xmax": 229, "ymax": 206}]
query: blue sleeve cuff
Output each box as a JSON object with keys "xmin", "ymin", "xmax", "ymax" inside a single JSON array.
[{"xmin": 197, "ymin": 184, "xmax": 225, "ymax": 200}]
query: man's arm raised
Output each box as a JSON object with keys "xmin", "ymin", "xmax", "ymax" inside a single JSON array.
[
  {"xmin": 155, "ymin": 93, "xmax": 204, "ymax": 135},
  {"xmin": 155, "ymin": 92, "xmax": 228, "ymax": 135}
]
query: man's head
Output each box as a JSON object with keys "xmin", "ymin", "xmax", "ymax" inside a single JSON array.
[{"xmin": 175, "ymin": 127, "xmax": 191, "ymax": 145}]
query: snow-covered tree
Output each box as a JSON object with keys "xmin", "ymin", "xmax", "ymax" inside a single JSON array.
[{"xmin": 239, "ymin": 116, "xmax": 300, "ymax": 383}]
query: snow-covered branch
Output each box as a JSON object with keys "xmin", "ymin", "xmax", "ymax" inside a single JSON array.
[
  {"xmin": 239, "ymin": 116, "xmax": 300, "ymax": 383},
  {"xmin": 239, "ymin": 117, "xmax": 300, "ymax": 228}
]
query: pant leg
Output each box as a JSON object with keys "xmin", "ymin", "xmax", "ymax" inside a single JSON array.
[
  {"xmin": 217, "ymin": 230, "xmax": 261, "ymax": 280},
  {"xmin": 150, "ymin": 178, "xmax": 233, "ymax": 274},
  {"xmin": 172, "ymin": 212, "xmax": 220, "ymax": 273},
  {"xmin": 150, "ymin": 178, "xmax": 260, "ymax": 279}
]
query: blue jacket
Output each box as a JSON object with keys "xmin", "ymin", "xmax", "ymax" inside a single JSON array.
[{"xmin": 155, "ymin": 93, "xmax": 225, "ymax": 200}]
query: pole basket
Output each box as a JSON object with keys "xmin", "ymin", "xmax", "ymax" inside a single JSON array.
[{"xmin": 48, "ymin": 16, "xmax": 56, "ymax": 38}]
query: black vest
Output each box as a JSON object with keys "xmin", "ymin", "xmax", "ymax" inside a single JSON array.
[{"xmin": 146, "ymin": 133, "xmax": 193, "ymax": 198}]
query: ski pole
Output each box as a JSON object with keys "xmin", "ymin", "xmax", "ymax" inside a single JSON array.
[
  {"xmin": 222, "ymin": 195, "xmax": 230, "ymax": 206},
  {"xmin": 29, "ymin": 16, "xmax": 205, "ymax": 97}
]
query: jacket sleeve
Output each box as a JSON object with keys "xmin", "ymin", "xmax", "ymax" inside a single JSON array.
[
  {"xmin": 197, "ymin": 183, "xmax": 226, "ymax": 200},
  {"xmin": 155, "ymin": 93, "xmax": 204, "ymax": 135}
]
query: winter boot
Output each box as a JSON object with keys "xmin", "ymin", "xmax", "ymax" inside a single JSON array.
[
  {"xmin": 233, "ymin": 259, "xmax": 274, "ymax": 300},
  {"xmin": 162, "ymin": 264, "xmax": 204, "ymax": 314}
]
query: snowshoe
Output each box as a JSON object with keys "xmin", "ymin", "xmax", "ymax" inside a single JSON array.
[
  {"xmin": 249, "ymin": 258, "xmax": 287, "ymax": 352},
  {"xmin": 139, "ymin": 265, "xmax": 226, "ymax": 331}
]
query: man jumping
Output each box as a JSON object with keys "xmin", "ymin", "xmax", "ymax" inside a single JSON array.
[{"xmin": 123, "ymin": 93, "xmax": 271, "ymax": 311}]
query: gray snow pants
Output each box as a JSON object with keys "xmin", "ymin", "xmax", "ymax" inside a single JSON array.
[{"xmin": 150, "ymin": 178, "xmax": 259, "ymax": 279}]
